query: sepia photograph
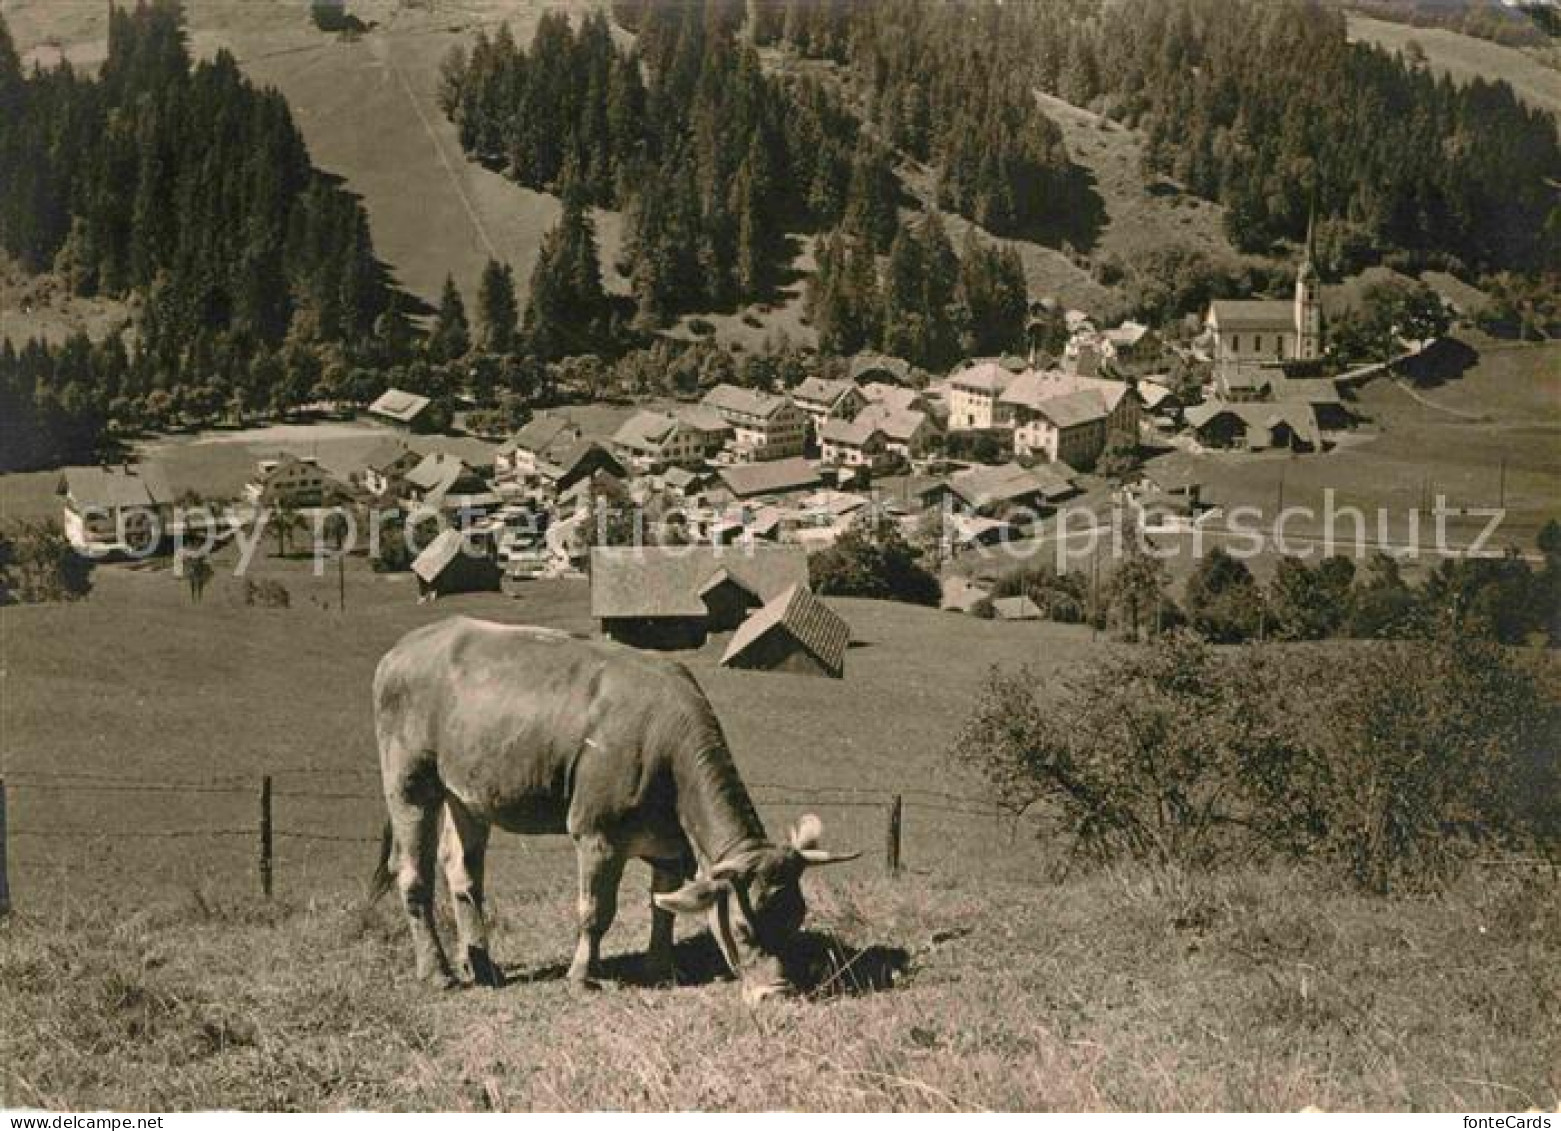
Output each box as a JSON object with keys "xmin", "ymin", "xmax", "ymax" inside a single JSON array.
[{"xmin": 0, "ymin": 0, "xmax": 1558, "ymax": 1115}]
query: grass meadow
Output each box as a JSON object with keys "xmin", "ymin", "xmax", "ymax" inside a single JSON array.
[{"xmin": 1, "ymin": 556, "xmax": 1558, "ymax": 1110}]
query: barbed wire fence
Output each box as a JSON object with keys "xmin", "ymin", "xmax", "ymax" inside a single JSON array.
[{"xmin": 0, "ymin": 768, "xmax": 1020, "ymax": 911}]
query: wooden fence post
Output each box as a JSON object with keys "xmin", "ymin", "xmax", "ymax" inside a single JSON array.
[
  {"xmin": 259, "ymin": 775, "xmax": 273, "ymax": 899},
  {"xmin": 885, "ymin": 793, "xmax": 902, "ymax": 876},
  {"xmin": 0, "ymin": 776, "xmax": 10, "ymax": 917}
]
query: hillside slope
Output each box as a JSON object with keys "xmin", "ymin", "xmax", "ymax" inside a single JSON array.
[{"xmin": 1346, "ymin": 13, "xmax": 1561, "ymax": 117}]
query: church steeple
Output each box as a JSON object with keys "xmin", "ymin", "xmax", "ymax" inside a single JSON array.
[{"xmin": 1294, "ymin": 198, "xmax": 1322, "ymax": 360}]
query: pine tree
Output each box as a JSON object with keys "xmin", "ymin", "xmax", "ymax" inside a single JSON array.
[
  {"xmin": 524, "ymin": 185, "xmax": 609, "ymax": 361},
  {"xmin": 429, "ymin": 274, "xmax": 471, "ymax": 362},
  {"xmin": 476, "ymin": 258, "xmax": 519, "ymax": 354}
]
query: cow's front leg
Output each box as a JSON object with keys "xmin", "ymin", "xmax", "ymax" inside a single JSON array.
[
  {"xmin": 440, "ymin": 799, "xmax": 500, "ymax": 988},
  {"xmin": 568, "ymin": 833, "xmax": 624, "ymax": 988},
  {"xmin": 644, "ymin": 860, "xmax": 682, "ymax": 986}
]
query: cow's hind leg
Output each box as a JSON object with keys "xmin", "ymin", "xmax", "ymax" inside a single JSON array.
[
  {"xmin": 567, "ymin": 833, "xmax": 625, "ymax": 988},
  {"xmin": 644, "ymin": 859, "xmax": 683, "ymax": 986},
  {"xmin": 386, "ymin": 761, "xmax": 455, "ymax": 989},
  {"xmin": 440, "ymin": 798, "xmax": 501, "ymax": 988}
]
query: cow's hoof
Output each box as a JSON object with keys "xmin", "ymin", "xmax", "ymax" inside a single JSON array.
[
  {"xmin": 425, "ymin": 971, "xmax": 460, "ymax": 992},
  {"xmin": 642, "ymin": 960, "xmax": 675, "ymax": 988},
  {"xmin": 466, "ymin": 948, "xmax": 505, "ymax": 989}
]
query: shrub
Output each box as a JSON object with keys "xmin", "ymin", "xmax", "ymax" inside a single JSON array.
[
  {"xmin": 954, "ymin": 632, "xmax": 1559, "ymax": 890},
  {"xmin": 810, "ymin": 513, "xmax": 941, "ymax": 606},
  {"xmin": 243, "ymin": 579, "xmax": 291, "ymax": 609},
  {"xmin": 0, "ymin": 520, "xmax": 93, "ymax": 604}
]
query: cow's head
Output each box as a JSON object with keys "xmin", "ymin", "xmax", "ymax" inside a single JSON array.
[{"xmin": 653, "ymin": 814, "xmax": 857, "ymax": 1004}]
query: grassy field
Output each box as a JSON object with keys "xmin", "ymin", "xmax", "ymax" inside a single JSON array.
[
  {"xmin": 1346, "ymin": 13, "xmax": 1561, "ymax": 118},
  {"xmin": 2, "ymin": 556, "xmax": 1558, "ymax": 1109},
  {"xmin": 1168, "ymin": 336, "xmax": 1561, "ymax": 554}
]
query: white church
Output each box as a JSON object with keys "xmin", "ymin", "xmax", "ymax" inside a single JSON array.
[{"xmin": 1205, "ymin": 219, "xmax": 1322, "ymax": 366}]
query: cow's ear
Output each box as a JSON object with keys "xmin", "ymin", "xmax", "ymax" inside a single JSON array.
[{"xmin": 653, "ymin": 878, "xmax": 728, "ymax": 915}]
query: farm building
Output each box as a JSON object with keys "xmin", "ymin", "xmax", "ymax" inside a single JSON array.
[
  {"xmin": 57, "ymin": 464, "xmax": 173, "ymax": 555},
  {"xmin": 702, "ymin": 384, "xmax": 807, "ymax": 462},
  {"xmin": 368, "ymin": 388, "xmax": 436, "ymax": 433},
  {"xmin": 990, "ymin": 595, "xmax": 1043, "ymax": 621},
  {"xmin": 849, "ymin": 353, "xmax": 912, "ymax": 386},
  {"xmin": 714, "ymin": 457, "xmax": 823, "ymax": 502},
  {"xmin": 927, "ymin": 461, "xmax": 1079, "ymax": 518},
  {"xmin": 411, "ymin": 530, "xmax": 502, "ymax": 599},
  {"xmin": 590, "ymin": 545, "xmax": 809, "ymax": 650},
  {"xmin": 940, "ymin": 576, "xmax": 991, "ymax": 614},
  {"xmin": 1185, "ymin": 402, "xmax": 1321, "ymax": 452},
  {"xmin": 538, "ymin": 441, "xmax": 627, "ymax": 496},
  {"xmin": 612, "ymin": 411, "xmax": 706, "ymax": 472},
  {"xmin": 792, "ymin": 377, "xmax": 867, "ymax": 432},
  {"xmin": 720, "ymin": 584, "xmax": 850, "ymax": 679}
]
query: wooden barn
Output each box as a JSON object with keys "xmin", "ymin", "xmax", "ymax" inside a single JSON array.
[
  {"xmin": 589, "ymin": 545, "xmax": 809, "ymax": 650},
  {"xmin": 720, "ymin": 584, "xmax": 850, "ymax": 679},
  {"xmin": 411, "ymin": 530, "xmax": 502, "ymax": 600}
]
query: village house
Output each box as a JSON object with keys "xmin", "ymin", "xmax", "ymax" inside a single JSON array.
[
  {"xmin": 675, "ymin": 405, "xmax": 735, "ymax": 460},
  {"xmin": 367, "ymin": 388, "xmax": 436, "ymax": 433},
  {"xmin": 360, "ymin": 439, "xmax": 423, "ymax": 497},
  {"xmin": 611, "ymin": 410, "xmax": 706, "ymax": 472},
  {"xmin": 494, "ymin": 413, "xmax": 584, "ymax": 482},
  {"xmin": 589, "ymin": 544, "xmax": 810, "ymax": 650},
  {"xmin": 402, "ymin": 452, "xmax": 500, "ymax": 517},
  {"xmin": 999, "ymin": 368, "xmax": 1139, "ymax": 469},
  {"xmin": 946, "ymin": 361, "xmax": 1018, "ymax": 431},
  {"xmin": 719, "ymin": 584, "xmax": 851, "ymax": 679},
  {"xmin": 57, "ymin": 464, "xmax": 173, "ymax": 555},
  {"xmin": 791, "ymin": 377, "xmax": 867, "ymax": 435},
  {"xmin": 990, "ymin": 595, "xmax": 1044, "ymax": 622},
  {"xmin": 701, "ymin": 384, "xmax": 807, "ymax": 462},
  {"xmin": 818, "ymin": 415, "xmax": 892, "ymax": 471},
  {"xmin": 244, "ymin": 453, "xmax": 342, "ymax": 509}
]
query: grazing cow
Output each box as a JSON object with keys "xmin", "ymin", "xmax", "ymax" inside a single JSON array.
[{"xmin": 369, "ymin": 616, "xmax": 857, "ymax": 1003}]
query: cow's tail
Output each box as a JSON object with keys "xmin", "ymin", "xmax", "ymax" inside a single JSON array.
[{"xmin": 367, "ymin": 820, "xmax": 396, "ymax": 905}]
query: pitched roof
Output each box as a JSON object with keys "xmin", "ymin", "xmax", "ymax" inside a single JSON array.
[
  {"xmin": 613, "ymin": 410, "xmax": 682, "ymax": 451},
  {"xmin": 819, "ymin": 415, "xmax": 883, "ymax": 447},
  {"xmin": 404, "ymin": 451, "xmax": 475, "ymax": 494},
  {"xmin": 720, "ymin": 584, "xmax": 850, "ymax": 677},
  {"xmin": 411, "ymin": 530, "xmax": 477, "ymax": 582},
  {"xmin": 1103, "ymin": 321, "xmax": 1152, "ymax": 347},
  {"xmin": 361, "ymin": 439, "xmax": 418, "ymax": 474},
  {"xmin": 947, "ymin": 461, "xmax": 1077, "ymax": 507},
  {"xmin": 716, "ymin": 457, "xmax": 822, "ymax": 499},
  {"xmin": 501, "ymin": 413, "xmax": 581, "ymax": 457},
  {"xmin": 848, "ymin": 353, "xmax": 911, "ymax": 383},
  {"xmin": 1207, "ymin": 300, "xmax": 1295, "ymax": 331},
  {"xmin": 1032, "ymin": 389, "xmax": 1109, "ymax": 430},
  {"xmin": 539, "ymin": 440, "xmax": 625, "ymax": 484},
  {"xmin": 792, "ymin": 377, "xmax": 859, "ymax": 409},
  {"xmin": 368, "ymin": 388, "xmax": 432, "ymax": 423},
  {"xmin": 999, "ymin": 368, "xmax": 1131, "ymax": 415},
  {"xmin": 704, "ymin": 384, "xmax": 792, "ymax": 419},
  {"xmin": 949, "ymin": 361, "xmax": 1017, "ymax": 394},
  {"xmin": 676, "ymin": 405, "xmax": 733, "ymax": 434},
  {"xmin": 861, "ymin": 383, "xmax": 923, "ymax": 413},
  {"xmin": 939, "ymin": 576, "xmax": 991, "ymax": 613},
  {"xmin": 1185, "ymin": 400, "xmax": 1321, "ymax": 447},
  {"xmin": 590, "ymin": 545, "xmax": 809, "ymax": 619},
  {"xmin": 59, "ymin": 465, "xmax": 170, "ymax": 509}
]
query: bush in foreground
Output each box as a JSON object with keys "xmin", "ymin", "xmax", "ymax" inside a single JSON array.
[{"xmin": 954, "ymin": 632, "xmax": 1559, "ymax": 891}]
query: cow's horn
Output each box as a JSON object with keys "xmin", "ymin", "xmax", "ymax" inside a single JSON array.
[
  {"xmin": 707, "ymin": 856, "xmax": 751, "ymax": 881},
  {"xmin": 798, "ymin": 848, "xmax": 861, "ymax": 867},
  {"xmin": 790, "ymin": 813, "xmax": 825, "ymax": 850}
]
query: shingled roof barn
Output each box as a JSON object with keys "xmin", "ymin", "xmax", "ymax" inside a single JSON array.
[
  {"xmin": 590, "ymin": 545, "xmax": 809, "ymax": 650},
  {"xmin": 411, "ymin": 530, "xmax": 502, "ymax": 600},
  {"xmin": 720, "ymin": 584, "xmax": 851, "ymax": 679}
]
